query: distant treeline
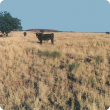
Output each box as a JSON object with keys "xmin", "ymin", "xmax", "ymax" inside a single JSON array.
[
  {"xmin": 26, "ymin": 29, "xmax": 62, "ymax": 32},
  {"xmin": 25, "ymin": 29, "xmax": 76, "ymax": 32},
  {"xmin": 25, "ymin": 29, "xmax": 110, "ymax": 33}
]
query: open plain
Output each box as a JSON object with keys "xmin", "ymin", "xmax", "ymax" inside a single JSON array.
[{"xmin": 0, "ymin": 31, "xmax": 110, "ymax": 110}]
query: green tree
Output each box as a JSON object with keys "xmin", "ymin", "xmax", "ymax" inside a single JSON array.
[{"xmin": 0, "ymin": 11, "xmax": 22, "ymax": 36}]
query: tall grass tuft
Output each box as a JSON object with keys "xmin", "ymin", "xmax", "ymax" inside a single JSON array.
[
  {"xmin": 68, "ymin": 62, "xmax": 80, "ymax": 72},
  {"xmin": 95, "ymin": 55, "xmax": 104, "ymax": 64},
  {"xmin": 50, "ymin": 51, "xmax": 61, "ymax": 58},
  {"xmin": 41, "ymin": 50, "xmax": 50, "ymax": 57},
  {"xmin": 41, "ymin": 50, "xmax": 61, "ymax": 58},
  {"xmin": 88, "ymin": 77, "xmax": 96, "ymax": 87}
]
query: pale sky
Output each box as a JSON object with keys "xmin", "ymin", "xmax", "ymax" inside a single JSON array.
[{"xmin": 0, "ymin": 0, "xmax": 110, "ymax": 32}]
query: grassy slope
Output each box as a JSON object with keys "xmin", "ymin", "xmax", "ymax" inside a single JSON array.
[{"xmin": 0, "ymin": 31, "xmax": 110, "ymax": 110}]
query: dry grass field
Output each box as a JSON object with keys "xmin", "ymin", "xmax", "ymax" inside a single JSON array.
[{"xmin": 0, "ymin": 31, "xmax": 110, "ymax": 110}]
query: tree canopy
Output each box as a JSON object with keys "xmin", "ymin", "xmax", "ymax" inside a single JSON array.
[{"xmin": 0, "ymin": 11, "xmax": 22, "ymax": 36}]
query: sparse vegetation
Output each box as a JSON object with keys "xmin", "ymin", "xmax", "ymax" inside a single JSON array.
[
  {"xmin": 0, "ymin": 31, "xmax": 110, "ymax": 110},
  {"xmin": 95, "ymin": 55, "xmax": 104, "ymax": 64},
  {"xmin": 41, "ymin": 50, "xmax": 61, "ymax": 58},
  {"xmin": 68, "ymin": 62, "xmax": 80, "ymax": 72},
  {"xmin": 50, "ymin": 51, "xmax": 61, "ymax": 58},
  {"xmin": 88, "ymin": 77, "xmax": 96, "ymax": 88},
  {"xmin": 41, "ymin": 50, "xmax": 50, "ymax": 57}
]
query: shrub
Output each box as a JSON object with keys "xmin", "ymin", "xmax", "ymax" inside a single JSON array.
[
  {"xmin": 96, "ymin": 42, "xmax": 100, "ymax": 46},
  {"xmin": 95, "ymin": 55, "xmax": 104, "ymax": 64},
  {"xmin": 67, "ymin": 74, "xmax": 77, "ymax": 82},
  {"xmin": 50, "ymin": 51, "xmax": 61, "ymax": 58},
  {"xmin": 41, "ymin": 50, "xmax": 50, "ymax": 57},
  {"xmin": 68, "ymin": 62, "xmax": 80, "ymax": 72},
  {"xmin": 88, "ymin": 77, "xmax": 96, "ymax": 87},
  {"xmin": 106, "ymin": 80, "xmax": 110, "ymax": 86},
  {"xmin": 41, "ymin": 51, "xmax": 61, "ymax": 58},
  {"xmin": 84, "ymin": 57, "xmax": 91, "ymax": 63},
  {"xmin": 66, "ymin": 98, "xmax": 72, "ymax": 107}
]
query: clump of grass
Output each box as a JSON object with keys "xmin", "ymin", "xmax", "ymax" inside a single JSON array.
[
  {"xmin": 50, "ymin": 51, "xmax": 61, "ymax": 58},
  {"xmin": 67, "ymin": 73, "xmax": 77, "ymax": 82},
  {"xmin": 41, "ymin": 50, "xmax": 50, "ymax": 57},
  {"xmin": 96, "ymin": 41, "xmax": 100, "ymax": 46},
  {"xmin": 95, "ymin": 55, "xmax": 104, "ymax": 64},
  {"xmin": 41, "ymin": 50, "xmax": 61, "ymax": 58},
  {"xmin": 68, "ymin": 62, "xmax": 80, "ymax": 72},
  {"xmin": 88, "ymin": 77, "xmax": 96, "ymax": 87},
  {"xmin": 0, "ymin": 41, "xmax": 6, "ymax": 46}
]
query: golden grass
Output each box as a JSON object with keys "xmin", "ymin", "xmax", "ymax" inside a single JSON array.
[{"xmin": 0, "ymin": 31, "xmax": 110, "ymax": 110}]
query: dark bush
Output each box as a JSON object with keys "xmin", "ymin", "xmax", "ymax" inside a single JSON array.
[
  {"xmin": 0, "ymin": 11, "xmax": 22, "ymax": 36},
  {"xmin": 84, "ymin": 57, "xmax": 91, "ymax": 63},
  {"xmin": 68, "ymin": 62, "xmax": 80, "ymax": 72}
]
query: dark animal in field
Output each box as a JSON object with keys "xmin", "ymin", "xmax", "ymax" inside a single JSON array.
[
  {"xmin": 36, "ymin": 33, "xmax": 54, "ymax": 44},
  {"xmin": 106, "ymin": 32, "xmax": 109, "ymax": 34},
  {"xmin": 23, "ymin": 32, "xmax": 27, "ymax": 36},
  {"xmin": 0, "ymin": 34, "xmax": 3, "ymax": 37}
]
